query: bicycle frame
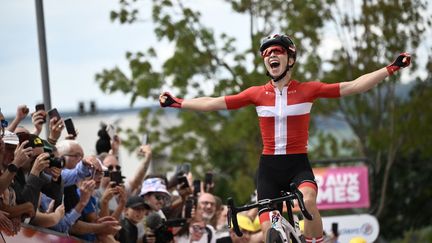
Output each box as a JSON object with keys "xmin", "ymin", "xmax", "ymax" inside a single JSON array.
[
  {"xmin": 227, "ymin": 183, "xmax": 313, "ymax": 242},
  {"xmin": 269, "ymin": 210, "xmax": 303, "ymax": 242}
]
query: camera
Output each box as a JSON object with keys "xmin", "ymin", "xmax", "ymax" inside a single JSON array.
[
  {"xmin": 146, "ymin": 212, "xmax": 186, "ymax": 243},
  {"xmin": 48, "ymin": 154, "xmax": 65, "ymax": 168}
]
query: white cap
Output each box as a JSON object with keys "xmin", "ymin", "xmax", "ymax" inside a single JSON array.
[
  {"xmin": 139, "ymin": 177, "xmax": 170, "ymax": 197},
  {"xmin": 3, "ymin": 131, "xmax": 19, "ymax": 145}
]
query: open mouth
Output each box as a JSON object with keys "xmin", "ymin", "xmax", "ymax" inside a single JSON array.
[{"xmin": 269, "ymin": 60, "xmax": 280, "ymax": 68}]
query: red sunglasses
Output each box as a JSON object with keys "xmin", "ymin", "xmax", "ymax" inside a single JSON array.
[{"xmin": 261, "ymin": 46, "xmax": 286, "ymax": 58}]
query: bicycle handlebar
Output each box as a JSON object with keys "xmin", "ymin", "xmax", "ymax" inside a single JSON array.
[{"xmin": 227, "ymin": 183, "xmax": 313, "ymax": 237}]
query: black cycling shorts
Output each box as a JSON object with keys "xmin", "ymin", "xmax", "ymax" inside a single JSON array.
[{"xmin": 256, "ymin": 153, "xmax": 316, "ymax": 214}]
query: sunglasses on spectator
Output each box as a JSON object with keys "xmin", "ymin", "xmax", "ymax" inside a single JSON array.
[
  {"xmin": 261, "ymin": 46, "xmax": 286, "ymax": 58},
  {"xmin": 108, "ymin": 165, "xmax": 121, "ymax": 171},
  {"xmin": 191, "ymin": 225, "xmax": 206, "ymax": 234},
  {"xmin": 0, "ymin": 120, "xmax": 7, "ymax": 138},
  {"xmin": 0, "ymin": 120, "xmax": 7, "ymax": 128},
  {"xmin": 153, "ymin": 194, "xmax": 166, "ymax": 201},
  {"xmin": 240, "ymin": 229, "xmax": 253, "ymax": 235}
]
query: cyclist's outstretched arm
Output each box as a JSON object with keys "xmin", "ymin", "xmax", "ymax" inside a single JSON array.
[
  {"xmin": 159, "ymin": 92, "xmax": 227, "ymax": 111},
  {"xmin": 339, "ymin": 52, "xmax": 411, "ymax": 97}
]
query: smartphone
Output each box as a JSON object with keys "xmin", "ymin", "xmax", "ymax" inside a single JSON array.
[
  {"xmin": 47, "ymin": 108, "xmax": 61, "ymax": 121},
  {"xmin": 177, "ymin": 175, "xmax": 189, "ymax": 189},
  {"xmin": 35, "ymin": 103, "xmax": 45, "ymax": 111},
  {"xmin": 204, "ymin": 172, "xmax": 213, "ymax": 192},
  {"xmin": 184, "ymin": 196, "xmax": 194, "ymax": 218},
  {"xmin": 110, "ymin": 171, "xmax": 123, "ymax": 185},
  {"xmin": 35, "ymin": 103, "xmax": 46, "ymax": 123},
  {"xmin": 64, "ymin": 118, "xmax": 77, "ymax": 137},
  {"xmin": 193, "ymin": 179, "xmax": 201, "ymax": 196},
  {"xmin": 141, "ymin": 133, "xmax": 148, "ymax": 145},
  {"xmin": 106, "ymin": 124, "xmax": 115, "ymax": 140}
]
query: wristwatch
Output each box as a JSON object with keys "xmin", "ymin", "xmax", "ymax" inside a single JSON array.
[{"xmin": 7, "ymin": 163, "xmax": 19, "ymax": 173}]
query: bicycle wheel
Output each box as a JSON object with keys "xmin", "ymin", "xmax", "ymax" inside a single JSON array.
[{"xmin": 266, "ymin": 228, "xmax": 284, "ymax": 243}]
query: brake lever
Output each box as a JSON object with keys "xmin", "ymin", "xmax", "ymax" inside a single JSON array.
[
  {"xmin": 227, "ymin": 197, "xmax": 243, "ymax": 237},
  {"xmin": 290, "ymin": 183, "xmax": 313, "ymax": 220}
]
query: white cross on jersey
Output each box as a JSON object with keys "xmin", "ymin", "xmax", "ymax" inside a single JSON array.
[{"xmin": 256, "ymin": 87, "xmax": 313, "ymax": 154}]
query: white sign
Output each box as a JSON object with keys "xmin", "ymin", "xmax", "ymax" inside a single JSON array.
[{"xmin": 322, "ymin": 214, "xmax": 379, "ymax": 243}]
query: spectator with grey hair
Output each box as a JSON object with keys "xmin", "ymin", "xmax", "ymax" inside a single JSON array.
[{"xmin": 55, "ymin": 138, "xmax": 120, "ymax": 239}]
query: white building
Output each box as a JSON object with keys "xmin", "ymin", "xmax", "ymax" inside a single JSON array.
[{"xmin": 14, "ymin": 106, "xmax": 156, "ymax": 179}]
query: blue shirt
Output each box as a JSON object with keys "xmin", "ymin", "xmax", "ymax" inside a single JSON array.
[
  {"xmin": 76, "ymin": 188, "xmax": 98, "ymax": 242},
  {"xmin": 40, "ymin": 193, "xmax": 82, "ymax": 233},
  {"xmin": 61, "ymin": 161, "xmax": 92, "ymax": 187}
]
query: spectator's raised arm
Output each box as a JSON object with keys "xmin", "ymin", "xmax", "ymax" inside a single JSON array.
[
  {"xmin": 7, "ymin": 105, "xmax": 29, "ymax": 133},
  {"xmin": 127, "ymin": 144, "xmax": 152, "ymax": 193}
]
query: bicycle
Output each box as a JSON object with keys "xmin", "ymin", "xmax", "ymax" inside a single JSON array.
[{"xmin": 227, "ymin": 183, "xmax": 313, "ymax": 243}]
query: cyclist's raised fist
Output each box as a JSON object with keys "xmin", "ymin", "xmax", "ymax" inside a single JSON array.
[
  {"xmin": 159, "ymin": 92, "xmax": 183, "ymax": 108},
  {"xmin": 386, "ymin": 52, "xmax": 411, "ymax": 76}
]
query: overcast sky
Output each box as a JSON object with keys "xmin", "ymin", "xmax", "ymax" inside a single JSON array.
[
  {"xmin": 0, "ymin": 0, "xmax": 250, "ymax": 117},
  {"xmin": 1, "ymin": 1, "xmax": 428, "ymax": 118}
]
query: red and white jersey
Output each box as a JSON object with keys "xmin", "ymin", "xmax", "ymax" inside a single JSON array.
[{"xmin": 225, "ymin": 80, "xmax": 340, "ymax": 155}]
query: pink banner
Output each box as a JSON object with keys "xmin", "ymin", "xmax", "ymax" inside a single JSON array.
[{"xmin": 314, "ymin": 165, "xmax": 369, "ymax": 210}]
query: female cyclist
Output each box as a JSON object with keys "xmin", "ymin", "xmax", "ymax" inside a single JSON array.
[{"xmin": 159, "ymin": 34, "xmax": 411, "ymax": 243}]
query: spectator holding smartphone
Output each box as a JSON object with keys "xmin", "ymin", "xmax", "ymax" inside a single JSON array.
[
  {"xmin": 0, "ymin": 132, "xmax": 35, "ymax": 236},
  {"xmin": 31, "ymin": 104, "xmax": 47, "ymax": 136},
  {"xmin": 0, "ymin": 132, "xmax": 32, "ymax": 196},
  {"xmin": 46, "ymin": 109, "xmax": 65, "ymax": 146},
  {"xmin": 55, "ymin": 140, "xmax": 120, "ymax": 238},
  {"xmin": 71, "ymin": 154, "xmax": 122, "ymax": 242},
  {"xmin": 96, "ymin": 143, "xmax": 153, "ymax": 213}
]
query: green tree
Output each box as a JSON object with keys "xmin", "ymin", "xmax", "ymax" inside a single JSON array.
[
  {"xmin": 97, "ymin": 0, "xmax": 333, "ymax": 203},
  {"xmin": 96, "ymin": 0, "xmax": 432, "ymax": 239}
]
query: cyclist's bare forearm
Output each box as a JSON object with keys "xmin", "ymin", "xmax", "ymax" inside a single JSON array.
[
  {"xmin": 182, "ymin": 96, "xmax": 227, "ymax": 111},
  {"xmin": 339, "ymin": 67, "xmax": 388, "ymax": 96}
]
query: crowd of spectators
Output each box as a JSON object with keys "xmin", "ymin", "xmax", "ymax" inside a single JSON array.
[{"xmin": 0, "ymin": 105, "xmax": 263, "ymax": 243}]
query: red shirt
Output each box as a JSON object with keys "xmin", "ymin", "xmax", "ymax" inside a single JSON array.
[{"xmin": 225, "ymin": 80, "xmax": 340, "ymax": 155}]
